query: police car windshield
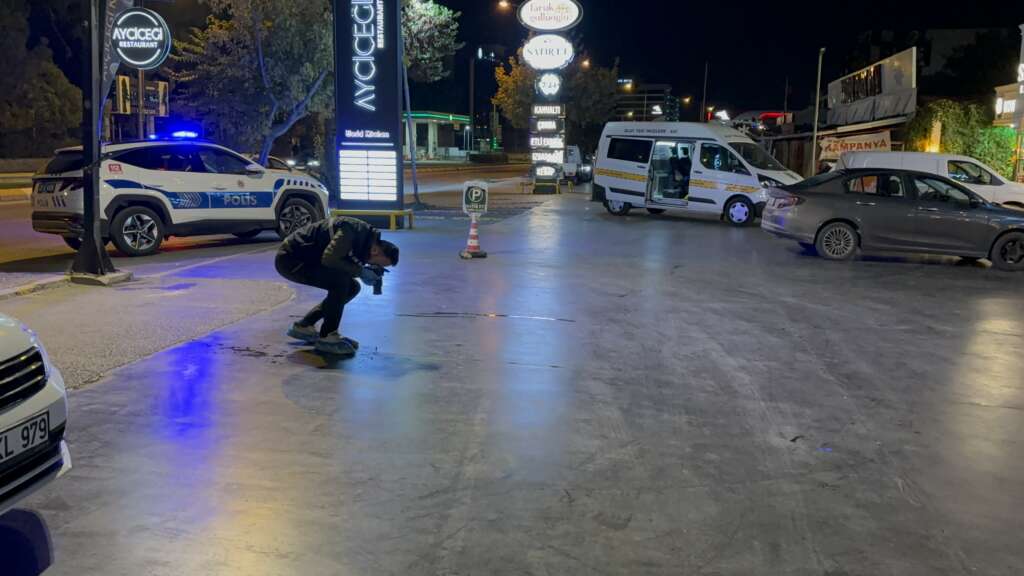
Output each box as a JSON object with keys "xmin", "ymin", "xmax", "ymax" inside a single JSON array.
[{"xmin": 728, "ymin": 142, "xmax": 786, "ymax": 171}]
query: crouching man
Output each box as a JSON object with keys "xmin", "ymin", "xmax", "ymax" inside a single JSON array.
[{"xmin": 275, "ymin": 216, "xmax": 399, "ymax": 356}]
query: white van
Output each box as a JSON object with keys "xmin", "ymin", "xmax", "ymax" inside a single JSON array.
[
  {"xmin": 594, "ymin": 122, "xmax": 801, "ymax": 225},
  {"xmin": 837, "ymin": 151, "xmax": 1024, "ymax": 210}
]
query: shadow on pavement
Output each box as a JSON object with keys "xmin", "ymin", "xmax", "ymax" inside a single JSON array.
[
  {"xmin": 0, "ymin": 510, "xmax": 53, "ymax": 576},
  {"xmin": 0, "ymin": 253, "xmax": 73, "ymax": 274}
]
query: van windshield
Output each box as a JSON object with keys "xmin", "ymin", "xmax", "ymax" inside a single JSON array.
[{"xmin": 728, "ymin": 142, "xmax": 786, "ymax": 171}]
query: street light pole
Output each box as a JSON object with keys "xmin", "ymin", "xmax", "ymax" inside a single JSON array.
[
  {"xmin": 701, "ymin": 60, "xmax": 709, "ymax": 122},
  {"xmin": 811, "ymin": 47, "xmax": 826, "ymax": 176},
  {"xmin": 135, "ymin": 0, "xmax": 145, "ymax": 139},
  {"xmin": 72, "ymin": 0, "xmax": 117, "ymax": 277},
  {"xmin": 469, "ymin": 57, "xmax": 475, "ymax": 152}
]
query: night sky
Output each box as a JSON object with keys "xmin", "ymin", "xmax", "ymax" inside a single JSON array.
[
  {"xmin": 28, "ymin": 0, "xmax": 1024, "ymax": 116},
  {"xmin": 439, "ymin": 0, "xmax": 1022, "ymax": 114}
]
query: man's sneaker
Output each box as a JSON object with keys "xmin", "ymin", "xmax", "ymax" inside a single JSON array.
[
  {"xmin": 340, "ymin": 336, "xmax": 359, "ymax": 350},
  {"xmin": 315, "ymin": 333, "xmax": 357, "ymax": 357},
  {"xmin": 287, "ymin": 323, "xmax": 319, "ymax": 343}
]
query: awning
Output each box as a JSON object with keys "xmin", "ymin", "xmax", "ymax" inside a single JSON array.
[{"xmin": 765, "ymin": 116, "xmax": 909, "ymax": 142}]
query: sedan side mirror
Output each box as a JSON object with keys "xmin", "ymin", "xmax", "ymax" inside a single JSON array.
[{"xmin": 245, "ymin": 163, "xmax": 265, "ymax": 174}]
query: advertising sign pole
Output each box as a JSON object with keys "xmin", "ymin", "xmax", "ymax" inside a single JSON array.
[
  {"xmin": 72, "ymin": 0, "xmax": 117, "ymax": 277},
  {"xmin": 517, "ymin": 0, "xmax": 582, "ymax": 195},
  {"xmin": 334, "ymin": 0, "xmax": 405, "ymax": 216}
]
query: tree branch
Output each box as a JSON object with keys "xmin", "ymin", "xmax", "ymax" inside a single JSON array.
[{"xmin": 253, "ymin": 16, "xmax": 278, "ymax": 108}]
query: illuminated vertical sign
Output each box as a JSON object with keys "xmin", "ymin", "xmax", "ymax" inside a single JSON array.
[{"xmin": 334, "ymin": 0, "xmax": 403, "ymax": 208}]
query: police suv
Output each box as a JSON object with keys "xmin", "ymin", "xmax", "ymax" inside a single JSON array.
[{"xmin": 32, "ymin": 139, "xmax": 329, "ymax": 256}]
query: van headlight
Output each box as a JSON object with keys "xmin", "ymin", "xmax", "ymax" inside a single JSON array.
[{"xmin": 759, "ymin": 176, "xmax": 784, "ymax": 189}]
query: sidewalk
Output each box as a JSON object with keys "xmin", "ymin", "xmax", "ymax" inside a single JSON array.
[{"xmin": 0, "ymin": 270, "xmax": 293, "ymax": 389}]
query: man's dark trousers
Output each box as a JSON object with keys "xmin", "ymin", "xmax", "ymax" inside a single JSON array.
[{"xmin": 275, "ymin": 252, "xmax": 361, "ymax": 337}]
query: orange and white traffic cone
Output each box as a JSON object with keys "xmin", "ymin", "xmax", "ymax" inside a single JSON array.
[{"xmin": 460, "ymin": 213, "xmax": 487, "ymax": 259}]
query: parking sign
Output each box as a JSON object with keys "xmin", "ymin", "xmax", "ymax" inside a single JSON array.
[{"xmin": 463, "ymin": 181, "xmax": 488, "ymax": 215}]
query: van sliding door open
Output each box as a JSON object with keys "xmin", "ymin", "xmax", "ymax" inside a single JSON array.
[{"xmin": 650, "ymin": 141, "xmax": 693, "ymax": 205}]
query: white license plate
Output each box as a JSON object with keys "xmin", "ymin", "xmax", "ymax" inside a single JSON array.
[
  {"xmin": 0, "ymin": 412, "xmax": 51, "ymax": 465},
  {"xmin": 34, "ymin": 196, "xmax": 51, "ymax": 208},
  {"xmin": 35, "ymin": 181, "xmax": 58, "ymax": 194}
]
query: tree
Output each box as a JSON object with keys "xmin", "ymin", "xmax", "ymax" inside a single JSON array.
[
  {"xmin": 923, "ymin": 30, "xmax": 1019, "ymax": 100},
  {"xmin": 566, "ymin": 59, "xmax": 618, "ymax": 152},
  {"xmin": 492, "ymin": 53, "xmax": 619, "ymax": 151},
  {"xmin": 906, "ymin": 99, "xmax": 1017, "ymax": 179},
  {"xmin": 492, "ymin": 55, "xmax": 535, "ymax": 130},
  {"xmin": 0, "ymin": 0, "xmax": 80, "ymax": 157},
  {"xmin": 169, "ymin": 0, "xmax": 332, "ymax": 163},
  {"xmin": 168, "ymin": 0, "xmax": 461, "ymax": 169},
  {"xmin": 402, "ymin": 0, "xmax": 463, "ymax": 84}
]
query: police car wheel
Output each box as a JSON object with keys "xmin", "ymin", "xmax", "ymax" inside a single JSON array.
[
  {"xmin": 111, "ymin": 206, "xmax": 164, "ymax": 257},
  {"xmin": 277, "ymin": 198, "xmax": 318, "ymax": 239},
  {"xmin": 62, "ymin": 236, "xmax": 82, "ymax": 251}
]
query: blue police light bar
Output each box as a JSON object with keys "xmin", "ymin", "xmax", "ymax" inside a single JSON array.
[{"xmin": 171, "ymin": 130, "xmax": 199, "ymax": 139}]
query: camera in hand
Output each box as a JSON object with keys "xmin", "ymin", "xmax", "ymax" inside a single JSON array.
[{"xmin": 367, "ymin": 265, "xmax": 386, "ymax": 295}]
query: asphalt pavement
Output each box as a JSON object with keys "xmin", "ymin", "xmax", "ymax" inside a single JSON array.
[{"xmin": 4, "ymin": 192, "xmax": 1023, "ymax": 574}]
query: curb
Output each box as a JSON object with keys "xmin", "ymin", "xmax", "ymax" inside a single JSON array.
[
  {"xmin": 0, "ymin": 275, "xmax": 70, "ymax": 302},
  {"xmin": 0, "ymin": 188, "xmax": 30, "ymax": 203}
]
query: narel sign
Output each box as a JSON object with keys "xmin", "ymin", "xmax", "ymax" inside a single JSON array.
[
  {"xmin": 518, "ymin": 0, "xmax": 583, "ymax": 32},
  {"xmin": 333, "ymin": 0, "xmax": 403, "ymax": 209},
  {"xmin": 111, "ymin": 8, "xmax": 171, "ymax": 70},
  {"xmin": 523, "ymin": 34, "xmax": 575, "ymax": 71},
  {"xmin": 351, "ymin": 0, "xmax": 387, "ymax": 112}
]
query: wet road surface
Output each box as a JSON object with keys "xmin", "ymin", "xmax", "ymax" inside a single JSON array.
[{"xmin": 12, "ymin": 194, "xmax": 1024, "ymax": 574}]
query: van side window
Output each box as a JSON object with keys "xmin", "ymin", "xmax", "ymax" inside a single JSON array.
[
  {"xmin": 947, "ymin": 160, "xmax": 995, "ymax": 185},
  {"xmin": 607, "ymin": 138, "xmax": 653, "ymax": 163},
  {"xmin": 699, "ymin": 143, "xmax": 749, "ymax": 175}
]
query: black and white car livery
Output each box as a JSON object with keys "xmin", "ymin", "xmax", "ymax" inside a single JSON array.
[{"xmin": 31, "ymin": 140, "xmax": 329, "ymax": 256}]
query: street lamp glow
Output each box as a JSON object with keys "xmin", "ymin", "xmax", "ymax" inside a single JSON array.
[
  {"xmin": 498, "ymin": 0, "xmax": 513, "ymax": 9},
  {"xmin": 682, "ymin": 96, "xmax": 692, "ymax": 105},
  {"xmin": 582, "ymin": 58, "xmax": 591, "ymax": 69}
]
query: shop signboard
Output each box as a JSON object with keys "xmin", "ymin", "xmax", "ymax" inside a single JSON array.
[
  {"xmin": 518, "ymin": 0, "xmax": 583, "ymax": 32},
  {"xmin": 334, "ymin": 0, "xmax": 404, "ymax": 209}
]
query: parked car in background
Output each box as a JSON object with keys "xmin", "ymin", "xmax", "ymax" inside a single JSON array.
[
  {"xmin": 761, "ymin": 168, "xmax": 1024, "ymax": 271},
  {"xmin": 837, "ymin": 151, "xmax": 1024, "ymax": 210},
  {"xmin": 563, "ymin": 145, "xmax": 583, "ymax": 183},
  {"xmin": 0, "ymin": 313, "xmax": 71, "ymax": 517},
  {"xmin": 32, "ymin": 139, "xmax": 329, "ymax": 256}
]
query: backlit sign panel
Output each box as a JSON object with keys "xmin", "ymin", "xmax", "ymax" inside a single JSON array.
[
  {"xmin": 530, "ymin": 117, "xmax": 564, "ymax": 132},
  {"xmin": 532, "ymin": 150, "xmax": 565, "ymax": 164},
  {"xmin": 533, "ymin": 104, "xmax": 565, "ymax": 116},
  {"xmin": 518, "ymin": 0, "xmax": 583, "ymax": 32},
  {"xmin": 537, "ymin": 73, "xmax": 562, "ymax": 97},
  {"xmin": 522, "ymin": 34, "xmax": 575, "ymax": 71},
  {"xmin": 334, "ymin": 0, "xmax": 403, "ymax": 208},
  {"xmin": 530, "ymin": 135, "xmax": 565, "ymax": 149},
  {"xmin": 111, "ymin": 8, "xmax": 171, "ymax": 70}
]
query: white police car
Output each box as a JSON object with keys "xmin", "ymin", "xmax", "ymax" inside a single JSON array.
[{"xmin": 32, "ymin": 139, "xmax": 329, "ymax": 256}]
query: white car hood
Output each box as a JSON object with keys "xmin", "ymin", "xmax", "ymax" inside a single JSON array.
[
  {"xmin": 758, "ymin": 169, "xmax": 802, "ymax": 185},
  {"xmin": 0, "ymin": 313, "xmax": 38, "ymax": 359}
]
